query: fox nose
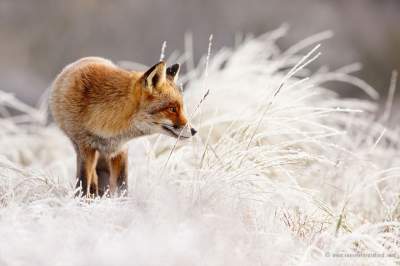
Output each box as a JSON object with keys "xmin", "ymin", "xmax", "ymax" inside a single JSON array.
[{"xmin": 190, "ymin": 127, "xmax": 197, "ymax": 136}]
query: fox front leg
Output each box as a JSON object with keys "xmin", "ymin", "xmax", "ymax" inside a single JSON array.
[
  {"xmin": 76, "ymin": 146, "xmax": 99, "ymax": 197},
  {"xmin": 109, "ymin": 149, "xmax": 128, "ymax": 196}
]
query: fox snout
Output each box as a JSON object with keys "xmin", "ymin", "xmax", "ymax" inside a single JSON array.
[
  {"xmin": 181, "ymin": 125, "xmax": 197, "ymax": 137},
  {"xmin": 161, "ymin": 123, "xmax": 197, "ymax": 138},
  {"xmin": 173, "ymin": 124, "xmax": 197, "ymax": 136}
]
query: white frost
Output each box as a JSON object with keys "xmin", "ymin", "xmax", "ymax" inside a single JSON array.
[{"xmin": 0, "ymin": 28, "xmax": 399, "ymax": 266}]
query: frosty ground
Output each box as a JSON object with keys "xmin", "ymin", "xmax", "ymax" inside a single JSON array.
[{"xmin": 0, "ymin": 27, "xmax": 399, "ymax": 266}]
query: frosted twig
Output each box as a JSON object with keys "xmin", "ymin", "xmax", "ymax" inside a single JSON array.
[
  {"xmin": 381, "ymin": 70, "xmax": 398, "ymax": 122},
  {"xmin": 160, "ymin": 41, "xmax": 167, "ymax": 61}
]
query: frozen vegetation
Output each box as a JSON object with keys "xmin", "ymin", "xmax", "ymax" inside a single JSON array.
[{"xmin": 0, "ymin": 27, "xmax": 399, "ymax": 265}]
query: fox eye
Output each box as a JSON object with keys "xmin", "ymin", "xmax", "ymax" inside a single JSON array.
[{"xmin": 169, "ymin": 106, "xmax": 177, "ymax": 113}]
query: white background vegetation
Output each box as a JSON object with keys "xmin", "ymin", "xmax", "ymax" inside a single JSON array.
[{"xmin": 0, "ymin": 27, "xmax": 399, "ymax": 266}]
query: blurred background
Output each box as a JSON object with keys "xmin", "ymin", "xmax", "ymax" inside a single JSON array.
[{"xmin": 0, "ymin": 0, "xmax": 399, "ymax": 105}]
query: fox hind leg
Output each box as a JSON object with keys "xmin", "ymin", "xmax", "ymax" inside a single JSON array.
[
  {"xmin": 86, "ymin": 148, "xmax": 99, "ymax": 197},
  {"xmin": 75, "ymin": 145, "xmax": 99, "ymax": 197},
  {"xmin": 75, "ymin": 151, "xmax": 87, "ymax": 196}
]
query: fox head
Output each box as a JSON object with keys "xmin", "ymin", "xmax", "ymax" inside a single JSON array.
[{"xmin": 134, "ymin": 61, "xmax": 197, "ymax": 139}]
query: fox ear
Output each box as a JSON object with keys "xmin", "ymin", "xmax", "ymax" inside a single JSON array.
[
  {"xmin": 142, "ymin": 61, "xmax": 166, "ymax": 93},
  {"xmin": 166, "ymin": 64, "xmax": 180, "ymax": 82}
]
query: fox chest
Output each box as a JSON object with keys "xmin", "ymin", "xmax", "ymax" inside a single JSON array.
[{"xmin": 87, "ymin": 133, "xmax": 128, "ymax": 155}]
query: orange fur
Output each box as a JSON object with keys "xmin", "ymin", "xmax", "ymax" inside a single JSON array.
[{"xmin": 50, "ymin": 57, "xmax": 196, "ymax": 197}]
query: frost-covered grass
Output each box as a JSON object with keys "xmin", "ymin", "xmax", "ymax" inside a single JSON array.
[{"xmin": 0, "ymin": 26, "xmax": 399, "ymax": 266}]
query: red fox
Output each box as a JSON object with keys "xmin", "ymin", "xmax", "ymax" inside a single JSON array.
[{"xmin": 50, "ymin": 57, "xmax": 196, "ymax": 197}]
